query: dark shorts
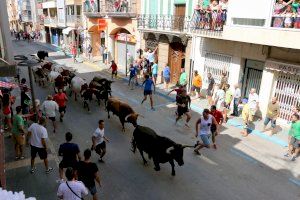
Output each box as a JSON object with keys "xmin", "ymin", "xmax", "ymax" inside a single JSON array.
[
  {"xmin": 112, "ymin": 71, "xmax": 117, "ymax": 76},
  {"xmin": 49, "ymin": 117, "xmax": 56, "ymax": 121},
  {"xmin": 59, "ymin": 160, "xmax": 78, "ymax": 169},
  {"xmin": 31, "ymin": 145, "xmax": 47, "ymax": 159},
  {"xmin": 164, "ymin": 77, "xmax": 170, "ymax": 83},
  {"xmin": 191, "ymin": 86, "xmax": 201, "ymax": 93},
  {"xmin": 207, "ymin": 89, "xmax": 213, "ymax": 96},
  {"xmin": 290, "ymin": 137, "xmax": 300, "ymax": 148},
  {"xmin": 264, "ymin": 117, "xmax": 276, "ymax": 128},
  {"xmin": 152, "ymin": 74, "xmax": 157, "ymax": 78},
  {"xmin": 59, "ymin": 106, "xmax": 66, "ymax": 113},
  {"xmin": 87, "ymin": 185, "xmax": 97, "ymax": 195},
  {"xmin": 144, "ymin": 90, "xmax": 152, "ymax": 96},
  {"xmin": 177, "ymin": 107, "xmax": 189, "ymax": 116},
  {"xmin": 95, "ymin": 141, "xmax": 106, "ymax": 153}
]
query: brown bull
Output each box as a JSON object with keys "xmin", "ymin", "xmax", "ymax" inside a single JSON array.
[
  {"xmin": 41, "ymin": 62, "xmax": 53, "ymax": 71},
  {"xmin": 106, "ymin": 97, "xmax": 139, "ymax": 131}
]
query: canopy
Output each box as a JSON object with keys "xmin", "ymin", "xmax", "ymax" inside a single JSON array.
[
  {"xmin": 62, "ymin": 27, "xmax": 75, "ymax": 35},
  {"xmin": 0, "ymin": 81, "xmax": 18, "ymax": 89}
]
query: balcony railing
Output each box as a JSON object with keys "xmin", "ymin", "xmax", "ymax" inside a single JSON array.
[
  {"xmin": 44, "ymin": 16, "xmax": 57, "ymax": 25},
  {"xmin": 137, "ymin": 14, "xmax": 191, "ymax": 33},
  {"xmin": 21, "ymin": 15, "xmax": 32, "ymax": 22},
  {"xmin": 66, "ymin": 15, "xmax": 82, "ymax": 24},
  {"xmin": 189, "ymin": 9, "xmax": 227, "ymax": 32},
  {"xmin": 271, "ymin": 15, "xmax": 300, "ymax": 29},
  {"xmin": 84, "ymin": 0, "xmax": 136, "ymax": 18}
]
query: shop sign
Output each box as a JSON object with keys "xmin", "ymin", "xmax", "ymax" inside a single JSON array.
[
  {"xmin": 265, "ymin": 60, "xmax": 300, "ymax": 76},
  {"xmin": 98, "ymin": 19, "xmax": 107, "ymax": 31},
  {"xmin": 115, "ymin": 33, "xmax": 136, "ymax": 43}
]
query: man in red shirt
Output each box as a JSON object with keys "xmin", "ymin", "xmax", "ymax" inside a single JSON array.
[
  {"xmin": 53, "ymin": 89, "xmax": 68, "ymax": 122},
  {"xmin": 109, "ymin": 60, "xmax": 118, "ymax": 79},
  {"xmin": 210, "ymin": 105, "xmax": 223, "ymax": 149}
]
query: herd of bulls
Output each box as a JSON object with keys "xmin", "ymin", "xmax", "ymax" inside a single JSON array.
[{"xmin": 32, "ymin": 53, "xmax": 194, "ymax": 176}]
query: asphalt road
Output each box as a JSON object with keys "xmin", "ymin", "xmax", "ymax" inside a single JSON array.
[{"xmin": 5, "ymin": 40, "xmax": 300, "ymax": 200}]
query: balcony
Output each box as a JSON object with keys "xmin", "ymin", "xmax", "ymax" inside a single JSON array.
[
  {"xmin": 84, "ymin": 0, "xmax": 136, "ymax": 18},
  {"xmin": 66, "ymin": 15, "xmax": 82, "ymax": 26},
  {"xmin": 137, "ymin": 14, "xmax": 190, "ymax": 35},
  {"xmin": 21, "ymin": 15, "xmax": 32, "ymax": 22},
  {"xmin": 44, "ymin": 16, "xmax": 58, "ymax": 26}
]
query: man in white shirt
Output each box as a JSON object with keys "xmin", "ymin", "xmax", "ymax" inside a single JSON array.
[
  {"xmin": 57, "ymin": 167, "xmax": 88, "ymax": 200},
  {"xmin": 92, "ymin": 120, "xmax": 109, "ymax": 163},
  {"xmin": 147, "ymin": 46, "xmax": 158, "ymax": 66},
  {"xmin": 248, "ymin": 88, "xmax": 259, "ymax": 118},
  {"xmin": 27, "ymin": 117, "xmax": 53, "ymax": 174},
  {"xmin": 232, "ymin": 84, "xmax": 241, "ymax": 116},
  {"xmin": 41, "ymin": 95, "xmax": 59, "ymax": 133}
]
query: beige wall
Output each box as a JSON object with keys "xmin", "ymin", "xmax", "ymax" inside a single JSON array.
[
  {"xmin": 157, "ymin": 42, "xmax": 169, "ymax": 83},
  {"xmin": 269, "ymin": 47, "xmax": 300, "ymax": 64},
  {"xmin": 202, "ymin": 38, "xmax": 267, "ymax": 61}
]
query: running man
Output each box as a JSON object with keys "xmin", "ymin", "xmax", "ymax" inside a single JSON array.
[
  {"xmin": 128, "ymin": 64, "xmax": 137, "ymax": 89},
  {"xmin": 175, "ymin": 90, "xmax": 191, "ymax": 127},
  {"xmin": 41, "ymin": 95, "xmax": 59, "ymax": 133},
  {"xmin": 53, "ymin": 89, "xmax": 68, "ymax": 122},
  {"xmin": 92, "ymin": 120, "xmax": 109, "ymax": 163},
  {"xmin": 141, "ymin": 74, "xmax": 155, "ymax": 110},
  {"xmin": 109, "ymin": 60, "xmax": 118, "ymax": 79},
  {"xmin": 194, "ymin": 109, "xmax": 218, "ymax": 155},
  {"xmin": 210, "ymin": 105, "xmax": 223, "ymax": 149}
]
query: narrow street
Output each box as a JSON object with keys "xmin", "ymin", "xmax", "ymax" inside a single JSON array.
[{"xmin": 4, "ymin": 40, "xmax": 300, "ymax": 200}]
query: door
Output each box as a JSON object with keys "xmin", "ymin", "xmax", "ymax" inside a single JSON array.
[
  {"xmin": 174, "ymin": 4, "xmax": 186, "ymax": 31},
  {"xmin": 274, "ymin": 73, "xmax": 300, "ymax": 122},
  {"xmin": 169, "ymin": 42, "xmax": 185, "ymax": 84},
  {"xmin": 242, "ymin": 60, "xmax": 264, "ymax": 98}
]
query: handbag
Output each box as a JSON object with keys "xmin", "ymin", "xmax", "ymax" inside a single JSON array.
[{"xmin": 66, "ymin": 181, "xmax": 84, "ymax": 200}]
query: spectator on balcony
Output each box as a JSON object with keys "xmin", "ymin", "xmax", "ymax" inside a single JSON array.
[
  {"xmin": 283, "ymin": 5, "xmax": 294, "ymax": 28},
  {"xmin": 114, "ymin": 0, "xmax": 121, "ymax": 12},
  {"xmin": 274, "ymin": 0, "xmax": 293, "ymax": 15},
  {"xmin": 210, "ymin": 0, "xmax": 219, "ymax": 31},
  {"xmin": 120, "ymin": 0, "xmax": 129, "ymax": 12}
]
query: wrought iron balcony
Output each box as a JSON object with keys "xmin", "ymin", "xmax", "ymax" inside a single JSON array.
[
  {"xmin": 66, "ymin": 15, "xmax": 82, "ymax": 25},
  {"xmin": 84, "ymin": 0, "xmax": 136, "ymax": 18},
  {"xmin": 137, "ymin": 14, "xmax": 191, "ymax": 33},
  {"xmin": 44, "ymin": 16, "xmax": 57, "ymax": 26}
]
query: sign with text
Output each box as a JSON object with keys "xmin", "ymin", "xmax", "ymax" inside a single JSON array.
[
  {"xmin": 115, "ymin": 33, "xmax": 136, "ymax": 43},
  {"xmin": 98, "ymin": 19, "xmax": 107, "ymax": 31},
  {"xmin": 265, "ymin": 60, "xmax": 300, "ymax": 76}
]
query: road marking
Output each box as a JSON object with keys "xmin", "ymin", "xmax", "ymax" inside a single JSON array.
[
  {"xmin": 230, "ymin": 148, "xmax": 258, "ymax": 164},
  {"xmin": 289, "ymin": 178, "xmax": 300, "ymax": 187}
]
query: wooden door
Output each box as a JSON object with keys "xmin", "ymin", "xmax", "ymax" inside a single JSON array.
[
  {"xmin": 169, "ymin": 42, "xmax": 185, "ymax": 84},
  {"xmin": 174, "ymin": 4, "xmax": 186, "ymax": 31}
]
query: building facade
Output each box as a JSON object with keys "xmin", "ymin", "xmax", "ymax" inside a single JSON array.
[
  {"xmin": 84, "ymin": 0, "xmax": 139, "ymax": 73},
  {"xmin": 189, "ymin": 0, "xmax": 300, "ymax": 125},
  {"xmin": 138, "ymin": 0, "xmax": 194, "ymax": 84}
]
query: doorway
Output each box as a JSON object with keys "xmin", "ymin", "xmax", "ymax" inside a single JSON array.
[
  {"xmin": 168, "ymin": 42, "xmax": 185, "ymax": 84},
  {"xmin": 242, "ymin": 60, "xmax": 264, "ymax": 98},
  {"xmin": 174, "ymin": 4, "xmax": 186, "ymax": 31}
]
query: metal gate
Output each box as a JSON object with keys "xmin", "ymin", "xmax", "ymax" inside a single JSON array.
[
  {"xmin": 116, "ymin": 41, "xmax": 135, "ymax": 73},
  {"xmin": 274, "ymin": 73, "xmax": 300, "ymax": 121},
  {"xmin": 203, "ymin": 52, "xmax": 232, "ymax": 88},
  {"xmin": 243, "ymin": 68, "xmax": 263, "ymax": 98}
]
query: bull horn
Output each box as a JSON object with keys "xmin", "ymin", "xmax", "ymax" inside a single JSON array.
[
  {"xmin": 166, "ymin": 146, "xmax": 174, "ymax": 154},
  {"xmin": 182, "ymin": 145, "xmax": 195, "ymax": 148}
]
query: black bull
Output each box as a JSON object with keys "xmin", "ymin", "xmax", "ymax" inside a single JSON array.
[{"xmin": 132, "ymin": 125, "xmax": 193, "ymax": 176}]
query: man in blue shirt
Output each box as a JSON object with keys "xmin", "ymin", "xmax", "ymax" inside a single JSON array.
[
  {"xmin": 128, "ymin": 64, "xmax": 137, "ymax": 89},
  {"xmin": 151, "ymin": 61, "xmax": 158, "ymax": 84},
  {"xmin": 141, "ymin": 74, "xmax": 155, "ymax": 110},
  {"xmin": 163, "ymin": 64, "xmax": 171, "ymax": 89}
]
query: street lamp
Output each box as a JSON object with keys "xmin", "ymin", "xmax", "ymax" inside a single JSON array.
[{"xmin": 16, "ymin": 56, "xmax": 39, "ymax": 122}]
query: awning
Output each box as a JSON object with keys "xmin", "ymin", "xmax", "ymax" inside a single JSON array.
[{"xmin": 62, "ymin": 27, "xmax": 75, "ymax": 35}]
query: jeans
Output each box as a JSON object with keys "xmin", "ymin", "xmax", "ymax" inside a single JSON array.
[
  {"xmin": 264, "ymin": 117, "xmax": 276, "ymax": 128},
  {"xmin": 233, "ymin": 98, "xmax": 240, "ymax": 116}
]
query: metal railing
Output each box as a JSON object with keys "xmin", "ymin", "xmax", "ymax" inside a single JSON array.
[
  {"xmin": 271, "ymin": 15, "xmax": 300, "ymax": 29},
  {"xmin": 44, "ymin": 16, "xmax": 57, "ymax": 25},
  {"xmin": 66, "ymin": 15, "xmax": 82, "ymax": 24},
  {"xmin": 137, "ymin": 14, "xmax": 191, "ymax": 32}
]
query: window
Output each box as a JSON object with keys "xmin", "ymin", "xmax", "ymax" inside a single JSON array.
[
  {"xmin": 232, "ymin": 18, "xmax": 265, "ymax": 26},
  {"xmin": 76, "ymin": 5, "xmax": 81, "ymax": 15},
  {"xmin": 67, "ymin": 5, "xmax": 75, "ymax": 15}
]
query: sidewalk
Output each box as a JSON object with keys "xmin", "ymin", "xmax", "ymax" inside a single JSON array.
[{"xmin": 35, "ymin": 41, "xmax": 291, "ymax": 148}]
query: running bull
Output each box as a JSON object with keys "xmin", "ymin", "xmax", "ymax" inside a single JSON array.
[
  {"xmin": 106, "ymin": 97, "xmax": 139, "ymax": 131},
  {"xmin": 132, "ymin": 125, "xmax": 193, "ymax": 176}
]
